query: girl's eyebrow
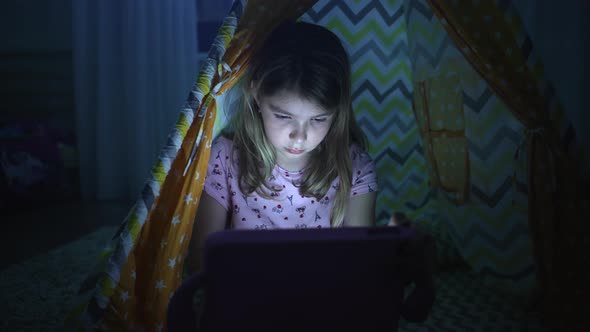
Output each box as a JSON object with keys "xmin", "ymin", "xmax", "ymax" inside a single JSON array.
[{"xmin": 268, "ymin": 103, "xmax": 331, "ymax": 117}]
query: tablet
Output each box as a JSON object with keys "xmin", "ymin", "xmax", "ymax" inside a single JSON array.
[{"xmin": 197, "ymin": 226, "xmax": 425, "ymax": 332}]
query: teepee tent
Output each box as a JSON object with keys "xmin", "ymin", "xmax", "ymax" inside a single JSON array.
[{"xmin": 69, "ymin": 0, "xmax": 589, "ymax": 330}]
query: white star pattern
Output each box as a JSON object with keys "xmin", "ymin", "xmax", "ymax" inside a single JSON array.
[
  {"xmin": 171, "ymin": 216, "xmax": 180, "ymax": 225},
  {"xmin": 179, "ymin": 234, "xmax": 185, "ymax": 244},
  {"xmin": 206, "ymin": 140, "xmax": 211, "ymax": 149},
  {"xmin": 131, "ymin": 271, "xmax": 136, "ymax": 280},
  {"xmin": 185, "ymin": 193, "xmax": 193, "ymax": 204},
  {"xmin": 195, "ymin": 172, "xmax": 200, "ymax": 180},
  {"xmin": 177, "ymin": 254, "xmax": 182, "ymax": 263},
  {"xmin": 168, "ymin": 258, "xmax": 176, "ymax": 268},
  {"xmin": 120, "ymin": 291, "xmax": 129, "ymax": 302},
  {"xmin": 156, "ymin": 279, "xmax": 165, "ymax": 291},
  {"xmin": 160, "ymin": 240, "xmax": 167, "ymax": 249}
]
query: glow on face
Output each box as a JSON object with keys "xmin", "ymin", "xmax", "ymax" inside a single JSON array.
[{"xmin": 257, "ymin": 90, "xmax": 333, "ymax": 170}]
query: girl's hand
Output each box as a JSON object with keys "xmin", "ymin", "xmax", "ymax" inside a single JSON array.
[{"xmin": 387, "ymin": 212, "xmax": 411, "ymax": 227}]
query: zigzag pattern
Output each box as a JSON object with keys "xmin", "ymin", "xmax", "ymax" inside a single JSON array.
[
  {"xmin": 349, "ymin": 39, "xmax": 409, "ymax": 65},
  {"xmin": 302, "ymin": 0, "xmax": 430, "ymax": 219},
  {"xmin": 458, "ymin": 218, "xmax": 531, "ymax": 252},
  {"xmin": 404, "ymin": 0, "xmax": 434, "ymax": 20},
  {"xmin": 304, "ymin": 0, "xmax": 404, "ymax": 25},
  {"xmin": 404, "ymin": 0, "xmax": 536, "ymax": 289},
  {"xmin": 356, "ymin": 114, "xmax": 416, "ymax": 142},
  {"xmin": 351, "ymin": 81, "xmax": 412, "ymax": 103},
  {"xmin": 373, "ymin": 144, "xmax": 423, "ymax": 166},
  {"xmin": 467, "ymin": 126, "xmax": 522, "ymax": 161},
  {"xmin": 463, "ymin": 89, "xmax": 495, "ymax": 113}
]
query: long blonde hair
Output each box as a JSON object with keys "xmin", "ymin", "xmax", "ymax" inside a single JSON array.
[{"xmin": 223, "ymin": 21, "xmax": 367, "ymax": 227}]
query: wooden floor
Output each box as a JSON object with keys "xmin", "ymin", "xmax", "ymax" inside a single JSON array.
[{"xmin": 0, "ymin": 199, "xmax": 131, "ymax": 270}]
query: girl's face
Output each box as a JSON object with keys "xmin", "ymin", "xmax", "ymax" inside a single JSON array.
[{"xmin": 257, "ymin": 90, "xmax": 334, "ymax": 170}]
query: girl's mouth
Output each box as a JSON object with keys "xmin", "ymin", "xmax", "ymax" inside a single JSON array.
[{"xmin": 286, "ymin": 148, "xmax": 305, "ymax": 155}]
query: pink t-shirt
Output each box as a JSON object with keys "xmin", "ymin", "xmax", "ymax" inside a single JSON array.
[{"xmin": 203, "ymin": 136, "xmax": 378, "ymax": 229}]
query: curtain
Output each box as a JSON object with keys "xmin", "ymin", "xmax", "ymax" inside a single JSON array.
[
  {"xmin": 425, "ymin": 0, "xmax": 590, "ymax": 329},
  {"xmin": 72, "ymin": 0, "xmax": 199, "ymax": 202},
  {"xmin": 69, "ymin": 1, "xmax": 318, "ymax": 330},
  {"xmin": 512, "ymin": 0, "xmax": 590, "ymax": 173}
]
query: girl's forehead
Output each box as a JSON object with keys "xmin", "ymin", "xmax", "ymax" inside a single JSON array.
[{"xmin": 261, "ymin": 90, "xmax": 331, "ymax": 117}]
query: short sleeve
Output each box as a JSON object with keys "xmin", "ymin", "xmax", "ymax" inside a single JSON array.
[
  {"xmin": 203, "ymin": 138, "xmax": 232, "ymax": 210},
  {"xmin": 350, "ymin": 146, "xmax": 378, "ymax": 197}
]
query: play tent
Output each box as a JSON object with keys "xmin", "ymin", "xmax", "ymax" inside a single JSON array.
[{"xmin": 69, "ymin": 0, "xmax": 589, "ymax": 330}]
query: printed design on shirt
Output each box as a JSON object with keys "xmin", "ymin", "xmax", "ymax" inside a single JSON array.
[
  {"xmin": 266, "ymin": 217, "xmax": 276, "ymax": 226},
  {"xmin": 353, "ymin": 170, "xmax": 365, "ymax": 185},
  {"xmin": 213, "ymin": 182, "xmax": 224, "ymax": 191},
  {"xmin": 272, "ymin": 204, "xmax": 284, "ymax": 214},
  {"xmin": 212, "ymin": 165, "xmax": 222, "ymax": 176},
  {"xmin": 252, "ymin": 208, "xmax": 262, "ymax": 219},
  {"xmin": 368, "ymin": 184, "xmax": 375, "ymax": 192},
  {"xmin": 286, "ymin": 195, "xmax": 294, "ymax": 206},
  {"xmin": 320, "ymin": 196, "xmax": 330, "ymax": 206},
  {"xmin": 314, "ymin": 210, "xmax": 321, "ymax": 222},
  {"xmin": 295, "ymin": 224, "xmax": 308, "ymax": 229},
  {"xmin": 254, "ymin": 216, "xmax": 276, "ymax": 230},
  {"xmin": 212, "ymin": 149, "xmax": 225, "ymax": 176},
  {"xmin": 241, "ymin": 193, "xmax": 249, "ymax": 206},
  {"xmin": 295, "ymin": 206, "xmax": 306, "ymax": 218}
]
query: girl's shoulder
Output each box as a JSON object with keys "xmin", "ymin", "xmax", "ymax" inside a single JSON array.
[
  {"xmin": 211, "ymin": 135, "xmax": 234, "ymax": 153},
  {"xmin": 348, "ymin": 143, "xmax": 374, "ymax": 166},
  {"xmin": 209, "ymin": 135, "xmax": 239, "ymax": 167}
]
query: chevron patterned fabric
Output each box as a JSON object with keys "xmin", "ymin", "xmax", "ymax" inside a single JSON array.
[
  {"xmin": 301, "ymin": 0, "xmax": 536, "ymax": 292},
  {"xmin": 301, "ymin": 0, "xmax": 433, "ymax": 225}
]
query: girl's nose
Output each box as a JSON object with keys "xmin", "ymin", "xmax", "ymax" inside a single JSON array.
[{"xmin": 289, "ymin": 124, "xmax": 308, "ymax": 143}]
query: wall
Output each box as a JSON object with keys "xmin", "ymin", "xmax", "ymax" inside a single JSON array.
[{"xmin": 0, "ymin": 1, "xmax": 74, "ymax": 127}]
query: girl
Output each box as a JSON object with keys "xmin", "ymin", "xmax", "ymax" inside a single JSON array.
[{"xmin": 186, "ymin": 21, "xmax": 379, "ymax": 273}]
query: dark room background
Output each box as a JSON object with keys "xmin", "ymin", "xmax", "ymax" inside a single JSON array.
[
  {"xmin": 0, "ymin": 0, "xmax": 588, "ymax": 268},
  {"xmin": 0, "ymin": 0, "xmax": 233, "ymax": 269}
]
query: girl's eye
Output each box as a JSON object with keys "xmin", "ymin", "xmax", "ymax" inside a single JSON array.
[
  {"xmin": 274, "ymin": 114, "xmax": 291, "ymax": 120},
  {"xmin": 313, "ymin": 118, "xmax": 328, "ymax": 123}
]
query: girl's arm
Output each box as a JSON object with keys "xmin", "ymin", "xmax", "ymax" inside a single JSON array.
[
  {"xmin": 342, "ymin": 192, "xmax": 377, "ymax": 227},
  {"xmin": 185, "ymin": 192, "xmax": 229, "ymax": 274}
]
